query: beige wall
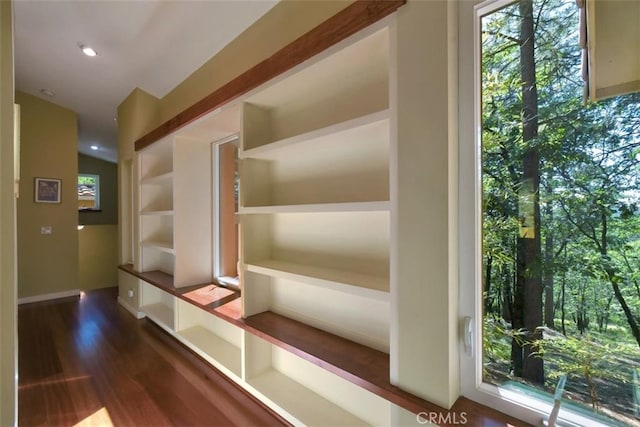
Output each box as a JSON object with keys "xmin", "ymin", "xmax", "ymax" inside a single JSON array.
[
  {"xmin": 157, "ymin": 0, "xmax": 353, "ymax": 123},
  {"xmin": 119, "ymin": 0, "xmax": 354, "ymax": 158},
  {"xmin": 79, "ymin": 224, "xmax": 118, "ymax": 290},
  {"xmin": 16, "ymin": 91, "xmax": 79, "ymax": 299},
  {"xmin": 0, "ymin": 1, "xmax": 17, "ymax": 424},
  {"xmin": 118, "ymin": 0, "xmax": 354, "ymax": 285},
  {"xmin": 117, "ymin": 88, "xmax": 160, "ymax": 162}
]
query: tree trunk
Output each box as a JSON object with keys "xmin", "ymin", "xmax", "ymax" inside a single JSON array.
[
  {"xmin": 561, "ymin": 269, "xmax": 566, "ymax": 336},
  {"xmin": 512, "ymin": 0, "xmax": 544, "ymax": 385},
  {"xmin": 608, "ymin": 275, "xmax": 640, "ymax": 347},
  {"xmin": 503, "ymin": 274, "xmax": 513, "ymax": 322},
  {"xmin": 598, "ymin": 208, "xmax": 640, "ymax": 347},
  {"xmin": 485, "ymin": 255, "xmax": 493, "ymax": 315},
  {"xmin": 576, "ymin": 288, "xmax": 588, "ymax": 334},
  {"xmin": 543, "ymin": 198, "xmax": 554, "ymax": 329}
]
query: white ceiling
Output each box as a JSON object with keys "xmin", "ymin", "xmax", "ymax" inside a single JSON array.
[{"xmin": 14, "ymin": 0, "xmax": 277, "ymax": 163}]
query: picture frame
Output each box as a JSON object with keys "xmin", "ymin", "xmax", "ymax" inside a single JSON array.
[{"xmin": 34, "ymin": 177, "xmax": 61, "ymax": 203}]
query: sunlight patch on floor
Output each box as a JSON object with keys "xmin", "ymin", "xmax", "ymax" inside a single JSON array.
[
  {"xmin": 73, "ymin": 407, "xmax": 114, "ymax": 427},
  {"xmin": 18, "ymin": 375, "xmax": 91, "ymax": 390}
]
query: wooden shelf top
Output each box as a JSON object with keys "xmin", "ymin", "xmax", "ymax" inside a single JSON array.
[
  {"xmin": 242, "ymin": 312, "xmax": 529, "ymax": 425},
  {"xmin": 118, "ymin": 265, "xmax": 242, "ymax": 324},
  {"xmin": 242, "ymin": 311, "xmax": 390, "ymax": 394},
  {"xmin": 119, "ymin": 264, "xmax": 528, "ymax": 426}
]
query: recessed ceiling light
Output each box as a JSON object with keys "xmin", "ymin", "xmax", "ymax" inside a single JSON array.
[
  {"xmin": 39, "ymin": 89, "xmax": 55, "ymax": 97},
  {"xmin": 90, "ymin": 145, "xmax": 99, "ymax": 150},
  {"xmin": 78, "ymin": 43, "xmax": 97, "ymax": 57}
]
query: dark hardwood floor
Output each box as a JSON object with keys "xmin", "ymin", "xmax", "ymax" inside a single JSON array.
[{"xmin": 18, "ymin": 287, "xmax": 290, "ymax": 427}]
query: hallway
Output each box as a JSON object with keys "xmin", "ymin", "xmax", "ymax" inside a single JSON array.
[{"xmin": 18, "ymin": 287, "xmax": 289, "ymax": 426}]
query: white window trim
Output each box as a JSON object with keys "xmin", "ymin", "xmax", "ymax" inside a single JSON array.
[
  {"xmin": 211, "ymin": 133, "xmax": 240, "ymax": 287},
  {"xmin": 458, "ymin": 1, "xmax": 618, "ymax": 426}
]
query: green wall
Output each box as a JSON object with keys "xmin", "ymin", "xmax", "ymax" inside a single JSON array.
[
  {"xmin": 16, "ymin": 91, "xmax": 79, "ymax": 299},
  {"xmin": 79, "ymin": 224, "xmax": 118, "ymax": 290},
  {"xmin": 79, "ymin": 153, "xmax": 118, "ymax": 225},
  {"xmin": 0, "ymin": 0, "xmax": 17, "ymax": 424},
  {"xmin": 78, "ymin": 154, "xmax": 119, "ymax": 290}
]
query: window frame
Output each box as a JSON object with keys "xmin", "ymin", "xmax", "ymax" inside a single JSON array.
[
  {"xmin": 458, "ymin": 1, "xmax": 619, "ymax": 425},
  {"xmin": 211, "ymin": 133, "xmax": 240, "ymax": 290},
  {"xmin": 78, "ymin": 173, "xmax": 100, "ymax": 211}
]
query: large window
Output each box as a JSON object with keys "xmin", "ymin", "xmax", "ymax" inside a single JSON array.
[
  {"xmin": 213, "ymin": 135, "xmax": 239, "ymax": 289},
  {"xmin": 463, "ymin": 0, "xmax": 640, "ymax": 425}
]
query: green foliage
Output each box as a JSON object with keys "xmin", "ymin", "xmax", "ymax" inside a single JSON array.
[
  {"xmin": 484, "ymin": 317, "xmax": 512, "ymax": 364},
  {"xmin": 480, "ymin": 0, "xmax": 640, "ymax": 422},
  {"xmin": 538, "ymin": 330, "xmax": 630, "ymax": 409},
  {"xmin": 78, "ymin": 175, "xmax": 96, "ymax": 186}
]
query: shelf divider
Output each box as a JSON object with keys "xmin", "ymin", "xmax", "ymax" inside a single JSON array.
[
  {"xmin": 239, "ymin": 200, "xmax": 390, "ymax": 214},
  {"xmin": 177, "ymin": 326, "xmax": 242, "ymax": 377},
  {"xmin": 247, "ymin": 369, "xmax": 368, "ymax": 426},
  {"xmin": 140, "ymin": 240, "xmax": 175, "ymax": 254},
  {"xmin": 241, "ymin": 109, "xmax": 390, "ymax": 160},
  {"xmin": 141, "ymin": 302, "xmax": 174, "ymax": 331},
  {"xmin": 140, "ymin": 171, "xmax": 173, "ymax": 185},
  {"xmin": 140, "ymin": 210, "xmax": 174, "ymax": 216},
  {"xmin": 245, "ymin": 259, "xmax": 389, "ymax": 297}
]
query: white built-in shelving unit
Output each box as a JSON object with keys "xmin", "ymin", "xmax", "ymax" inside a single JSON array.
[
  {"xmin": 175, "ymin": 298, "xmax": 243, "ymax": 380},
  {"xmin": 137, "ymin": 133, "xmax": 213, "ymax": 287},
  {"xmin": 243, "ymin": 333, "xmax": 391, "ymax": 426},
  {"xmin": 139, "ymin": 280, "xmax": 175, "ymax": 333},
  {"xmin": 124, "ymin": 19, "xmax": 423, "ymax": 426},
  {"xmin": 239, "ymin": 24, "xmax": 392, "ymax": 354}
]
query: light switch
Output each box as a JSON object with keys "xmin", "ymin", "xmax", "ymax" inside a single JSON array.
[{"xmin": 40, "ymin": 226, "xmax": 52, "ymax": 234}]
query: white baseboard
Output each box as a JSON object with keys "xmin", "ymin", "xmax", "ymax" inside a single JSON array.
[
  {"xmin": 18, "ymin": 289, "xmax": 81, "ymax": 305},
  {"xmin": 117, "ymin": 296, "xmax": 145, "ymax": 319}
]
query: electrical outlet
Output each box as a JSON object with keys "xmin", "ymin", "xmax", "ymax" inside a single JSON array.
[
  {"xmin": 40, "ymin": 226, "xmax": 52, "ymax": 235},
  {"xmin": 128, "ymin": 288, "xmax": 134, "ymax": 298}
]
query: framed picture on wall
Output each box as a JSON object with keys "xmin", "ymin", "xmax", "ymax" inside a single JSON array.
[{"xmin": 34, "ymin": 177, "xmax": 61, "ymax": 203}]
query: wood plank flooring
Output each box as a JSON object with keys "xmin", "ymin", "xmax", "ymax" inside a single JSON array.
[{"xmin": 18, "ymin": 287, "xmax": 290, "ymax": 427}]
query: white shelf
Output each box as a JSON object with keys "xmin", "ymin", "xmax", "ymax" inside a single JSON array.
[
  {"xmin": 245, "ymin": 259, "xmax": 389, "ymax": 298},
  {"xmin": 247, "ymin": 369, "xmax": 368, "ymax": 427},
  {"xmin": 140, "ymin": 210, "xmax": 174, "ymax": 216},
  {"xmin": 241, "ymin": 26, "xmax": 389, "ymax": 151},
  {"xmin": 140, "ymin": 240, "xmax": 174, "ymax": 254},
  {"xmin": 241, "ymin": 212, "xmax": 389, "ymax": 288},
  {"xmin": 240, "ymin": 107, "xmax": 389, "ymax": 207},
  {"xmin": 131, "ymin": 21, "xmax": 400, "ymax": 426},
  {"xmin": 142, "ymin": 303, "xmax": 174, "ymax": 331},
  {"xmin": 177, "ymin": 326, "xmax": 242, "ymax": 377},
  {"xmin": 138, "ymin": 135, "xmax": 173, "ymax": 179},
  {"xmin": 241, "ymin": 109, "xmax": 389, "ymax": 161},
  {"xmin": 239, "ymin": 200, "xmax": 390, "ymax": 214},
  {"xmin": 140, "ymin": 171, "xmax": 173, "ymax": 185}
]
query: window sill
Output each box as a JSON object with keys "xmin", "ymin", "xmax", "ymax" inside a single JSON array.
[{"xmin": 473, "ymin": 381, "xmax": 629, "ymax": 427}]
